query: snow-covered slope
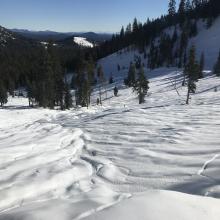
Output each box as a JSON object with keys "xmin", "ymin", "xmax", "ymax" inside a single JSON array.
[
  {"xmin": 189, "ymin": 17, "xmax": 220, "ymax": 69},
  {"xmin": 0, "ymin": 67, "xmax": 220, "ymax": 219},
  {"xmin": 99, "ymin": 16, "xmax": 220, "ymax": 75},
  {"xmin": 74, "ymin": 37, "xmax": 94, "ymax": 48}
]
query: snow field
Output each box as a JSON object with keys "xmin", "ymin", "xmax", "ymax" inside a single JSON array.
[{"xmin": 0, "ymin": 68, "xmax": 220, "ymax": 219}]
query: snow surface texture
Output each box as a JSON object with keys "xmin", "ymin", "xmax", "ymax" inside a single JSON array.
[
  {"xmin": 74, "ymin": 37, "xmax": 94, "ymax": 48},
  {"xmin": 1, "ymin": 67, "xmax": 220, "ymax": 219}
]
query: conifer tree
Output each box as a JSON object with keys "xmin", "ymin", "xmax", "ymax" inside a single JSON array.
[
  {"xmin": 97, "ymin": 65, "xmax": 105, "ymax": 105},
  {"xmin": 64, "ymin": 84, "xmax": 72, "ymax": 109},
  {"xmin": 114, "ymin": 86, "xmax": 118, "ymax": 97},
  {"xmin": 179, "ymin": 29, "xmax": 189, "ymax": 67},
  {"xmin": 213, "ymin": 50, "xmax": 220, "ymax": 77},
  {"xmin": 185, "ymin": 45, "xmax": 200, "ymax": 104},
  {"xmin": 132, "ymin": 18, "xmax": 139, "ymax": 33},
  {"xmin": 125, "ymin": 23, "xmax": 132, "ymax": 35},
  {"xmin": 120, "ymin": 26, "xmax": 125, "ymax": 39},
  {"xmin": 178, "ymin": 0, "xmax": 186, "ymax": 27},
  {"xmin": 199, "ymin": 52, "xmax": 205, "ymax": 79},
  {"xmin": 27, "ymin": 81, "xmax": 35, "ymax": 107},
  {"xmin": 190, "ymin": 21, "xmax": 198, "ymax": 37},
  {"xmin": 43, "ymin": 47, "xmax": 56, "ymax": 109},
  {"xmin": 133, "ymin": 67, "xmax": 149, "ymax": 104},
  {"xmin": 168, "ymin": 0, "xmax": 176, "ymax": 18},
  {"xmin": 172, "ymin": 27, "xmax": 178, "ymax": 43},
  {"xmin": 192, "ymin": 0, "xmax": 200, "ymax": 9},
  {"xmin": 0, "ymin": 80, "xmax": 8, "ymax": 107},
  {"xmin": 125, "ymin": 63, "xmax": 136, "ymax": 87},
  {"xmin": 185, "ymin": 0, "xmax": 192, "ymax": 12},
  {"xmin": 206, "ymin": 17, "xmax": 213, "ymax": 29}
]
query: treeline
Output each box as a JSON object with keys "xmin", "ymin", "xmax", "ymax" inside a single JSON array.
[{"xmin": 0, "ymin": 37, "xmax": 95, "ymax": 108}]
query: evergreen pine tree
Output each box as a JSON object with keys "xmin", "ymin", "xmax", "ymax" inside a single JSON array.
[
  {"xmin": 178, "ymin": 0, "xmax": 186, "ymax": 27},
  {"xmin": 213, "ymin": 50, "xmax": 220, "ymax": 77},
  {"xmin": 133, "ymin": 67, "xmax": 149, "ymax": 104},
  {"xmin": 185, "ymin": 45, "xmax": 200, "ymax": 104},
  {"xmin": 179, "ymin": 29, "xmax": 189, "ymax": 67},
  {"xmin": 206, "ymin": 17, "xmax": 213, "ymax": 29},
  {"xmin": 199, "ymin": 52, "xmax": 205, "ymax": 79},
  {"xmin": 64, "ymin": 84, "xmax": 72, "ymax": 109},
  {"xmin": 27, "ymin": 81, "xmax": 35, "ymax": 107},
  {"xmin": 185, "ymin": 0, "xmax": 192, "ymax": 12},
  {"xmin": 168, "ymin": 0, "xmax": 176, "ymax": 17},
  {"xmin": 168, "ymin": 0, "xmax": 176, "ymax": 24},
  {"xmin": 190, "ymin": 21, "xmax": 198, "ymax": 37},
  {"xmin": 132, "ymin": 18, "xmax": 139, "ymax": 33},
  {"xmin": 125, "ymin": 63, "xmax": 136, "ymax": 87},
  {"xmin": 109, "ymin": 75, "xmax": 114, "ymax": 84},
  {"xmin": 120, "ymin": 26, "xmax": 125, "ymax": 39},
  {"xmin": 97, "ymin": 65, "xmax": 105, "ymax": 105},
  {"xmin": 0, "ymin": 80, "xmax": 8, "ymax": 107},
  {"xmin": 114, "ymin": 86, "xmax": 118, "ymax": 97},
  {"xmin": 172, "ymin": 27, "xmax": 178, "ymax": 43}
]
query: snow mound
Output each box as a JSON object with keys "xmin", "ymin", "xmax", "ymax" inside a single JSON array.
[{"xmin": 74, "ymin": 37, "xmax": 94, "ymax": 48}]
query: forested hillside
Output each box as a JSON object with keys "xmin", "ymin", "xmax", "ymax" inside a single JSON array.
[{"xmin": 0, "ymin": 0, "xmax": 220, "ymax": 109}]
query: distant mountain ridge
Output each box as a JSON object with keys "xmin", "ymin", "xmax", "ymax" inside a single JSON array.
[{"xmin": 11, "ymin": 29, "xmax": 112, "ymax": 43}]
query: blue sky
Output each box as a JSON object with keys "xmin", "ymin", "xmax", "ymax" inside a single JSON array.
[{"xmin": 0, "ymin": 0, "xmax": 171, "ymax": 33}]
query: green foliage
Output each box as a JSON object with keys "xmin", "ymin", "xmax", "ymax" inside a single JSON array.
[
  {"xmin": 133, "ymin": 67, "xmax": 149, "ymax": 104},
  {"xmin": 185, "ymin": 45, "xmax": 200, "ymax": 104},
  {"xmin": 213, "ymin": 50, "xmax": 220, "ymax": 77},
  {"xmin": 125, "ymin": 63, "xmax": 136, "ymax": 87},
  {"xmin": 168, "ymin": 0, "xmax": 176, "ymax": 16},
  {"xmin": 199, "ymin": 52, "xmax": 205, "ymax": 79},
  {"xmin": 64, "ymin": 84, "xmax": 72, "ymax": 109},
  {"xmin": 114, "ymin": 86, "xmax": 118, "ymax": 97},
  {"xmin": 0, "ymin": 80, "xmax": 8, "ymax": 106}
]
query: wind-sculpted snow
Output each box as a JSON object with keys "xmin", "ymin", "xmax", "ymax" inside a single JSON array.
[{"xmin": 0, "ymin": 69, "xmax": 220, "ymax": 219}]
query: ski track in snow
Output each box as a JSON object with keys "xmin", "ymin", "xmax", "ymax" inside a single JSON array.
[{"xmin": 0, "ymin": 70, "xmax": 220, "ymax": 219}]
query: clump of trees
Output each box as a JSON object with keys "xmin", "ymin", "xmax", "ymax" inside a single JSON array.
[
  {"xmin": 124, "ymin": 63, "xmax": 136, "ymax": 87},
  {"xmin": 125, "ymin": 61, "xmax": 149, "ymax": 104},
  {"xmin": 95, "ymin": 0, "xmax": 220, "ymax": 63}
]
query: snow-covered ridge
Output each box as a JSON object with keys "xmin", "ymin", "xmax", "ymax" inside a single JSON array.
[{"xmin": 74, "ymin": 36, "xmax": 94, "ymax": 48}]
